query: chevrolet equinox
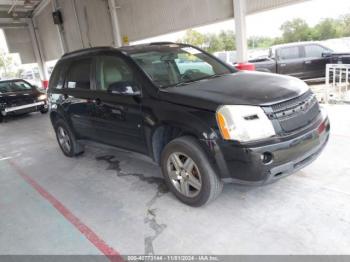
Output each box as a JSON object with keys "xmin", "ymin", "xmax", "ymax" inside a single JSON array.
[{"xmin": 48, "ymin": 43, "xmax": 330, "ymax": 206}]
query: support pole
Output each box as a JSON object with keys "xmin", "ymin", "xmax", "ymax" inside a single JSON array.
[
  {"xmin": 233, "ymin": 0, "xmax": 248, "ymax": 63},
  {"xmin": 27, "ymin": 18, "xmax": 49, "ymax": 88},
  {"xmin": 108, "ymin": 0, "xmax": 122, "ymax": 47},
  {"xmin": 52, "ymin": 0, "xmax": 68, "ymax": 54}
]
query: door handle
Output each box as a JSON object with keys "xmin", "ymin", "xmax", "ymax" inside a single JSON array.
[
  {"xmin": 94, "ymin": 98, "xmax": 101, "ymax": 105},
  {"xmin": 280, "ymin": 63, "xmax": 287, "ymax": 67},
  {"xmin": 304, "ymin": 60, "xmax": 312, "ymax": 64},
  {"xmin": 88, "ymin": 98, "xmax": 101, "ymax": 105}
]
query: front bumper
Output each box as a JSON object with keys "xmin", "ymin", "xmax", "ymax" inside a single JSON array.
[
  {"xmin": 1, "ymin": 101, "xmax": 47, "ymax": 115},
  {"xmin": 213, "ymin": 110, "xmax": 330, "ymax": 185}
]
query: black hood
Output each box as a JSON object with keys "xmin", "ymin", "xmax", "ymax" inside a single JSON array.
[{"xmin": 158, "ymin": 71, "xmax": 309, "ymax": 111}]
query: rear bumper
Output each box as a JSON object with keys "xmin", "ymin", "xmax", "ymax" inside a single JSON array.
[
  {"xmin": 1, "ymin": 101, "xmax": 47, "ymax": 115},
  {"xmin": 213, "ymin": 110, "xmax": 330, "ymax": 185}
]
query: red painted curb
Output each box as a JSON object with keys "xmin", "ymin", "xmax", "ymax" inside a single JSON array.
[{"xmin": 8, "ymin": 159, "xmax": 124, "ymax": 262}]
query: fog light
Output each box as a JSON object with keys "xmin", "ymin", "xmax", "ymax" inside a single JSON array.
[{"xmin": 261, "ymin": 152, "xmax": 273, "ymax": 164}]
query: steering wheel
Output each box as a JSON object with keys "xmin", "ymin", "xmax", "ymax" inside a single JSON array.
[{"xmin": 180, "ymin": 69, "xmax": 199, "ymax": 81}]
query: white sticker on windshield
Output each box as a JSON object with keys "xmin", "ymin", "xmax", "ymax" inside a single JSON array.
[{"xmin": 181, "ymin": 47, "xmax": 201, "ymax": 55}]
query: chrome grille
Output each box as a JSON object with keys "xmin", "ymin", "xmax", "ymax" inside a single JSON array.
[
  {"xmin": 9, "ymin": 98, "xmax": 35, "ymax": 107},
  {"xmin": 270, "ymin": 91, "xmax": 320, "ymax": 133}
]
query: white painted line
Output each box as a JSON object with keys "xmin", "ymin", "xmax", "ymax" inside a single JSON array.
[{"xmin": 0, "ymin": 156, "xmax": 13, "ymax": 161}]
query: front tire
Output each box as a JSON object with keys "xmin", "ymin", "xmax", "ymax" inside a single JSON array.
[
  {"xmin": 161, "ymin": 136, "xmax": 223, "ymax": 207},
  {"xmin": 54, "ymin": 119, "xmax": 84, "ymax": 157},
  {"xmin": 40, "ymin": 108, "xmax": 48, "ymax": 114}
]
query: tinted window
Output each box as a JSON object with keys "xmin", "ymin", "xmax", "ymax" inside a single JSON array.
[
  {"xmin": 305, "ymin": 45, "xmax": 329, "ymax": 58},
  {"xmin": 0, "ymin": 81, "xmax": 32, "ymax": 93},
  {"xmin": 49, "ymin": 63, "xmax": 65, "ymax": 89},
  {"xmin": 97, "ymin": 56, "xmax": 136, "ymax": 91},
  {"xmin": 65, "ymin": 58, "xmax": 92, "ymax": 90},
  {"xmin": 278, "ymin": 46, "xmax": 301, "ymax": 60}
]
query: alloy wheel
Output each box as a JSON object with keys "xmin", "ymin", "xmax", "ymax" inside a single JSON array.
[
  {"xmin": 166, "ymin": 152, "xmax": 202, "ymax": 198},
  {"xmin": 57, "ymin": 126, "xmax": 71, "ymax": 154}
]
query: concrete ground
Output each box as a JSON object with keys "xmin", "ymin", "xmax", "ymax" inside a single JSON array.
[{"xmin": 0, "ymin": 105, "xmax": 350, "ymax": 256}]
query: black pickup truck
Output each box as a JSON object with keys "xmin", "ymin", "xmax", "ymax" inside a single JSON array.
[{"xmin": 250, "ymin": 42, "xmax": 350, "ymax": 79}]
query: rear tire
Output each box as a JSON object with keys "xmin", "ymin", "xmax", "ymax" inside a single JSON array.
[
  {"xmin": 54, "ymin": 119, "xmax": 84, "ymax": 157},
  {"xmin": 161, "ymin": 136, "xmax": 223, "ymax": 207}
]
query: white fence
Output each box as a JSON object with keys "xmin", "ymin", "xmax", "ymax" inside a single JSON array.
[{"xmin": 325, "ymin": 64, "xmax": 350, "ymax": 103}]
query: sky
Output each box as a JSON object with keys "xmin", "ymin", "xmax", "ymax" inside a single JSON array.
[{"xmin": 133, "ymin": 0, "xmax": 350, "ymax": 44}]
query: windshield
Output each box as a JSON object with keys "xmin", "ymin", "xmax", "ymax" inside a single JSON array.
[
  {"xmin": 130, "ymin": 45, "xmax": 232, "ymax": 88},
  {"xmin": 0, "ymin": 81, "xmax": 33, "ymax": 94}
]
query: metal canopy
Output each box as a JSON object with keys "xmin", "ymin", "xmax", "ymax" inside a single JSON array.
[
  {"xmin": 0, "ymin": 0, "xmax": 41, "ymax": 27},
  {"xmin": 0, "ymin": 0, "xmax": 309, "ymax": 83}
]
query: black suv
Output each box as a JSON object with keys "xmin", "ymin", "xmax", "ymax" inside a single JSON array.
[
  {"xmin": 48, "ymin": 43, "xmax": 330, "ymax": 206},
  {"xmin": 0, "ymin": 79, "xmax": 48, "ymax": 122}
]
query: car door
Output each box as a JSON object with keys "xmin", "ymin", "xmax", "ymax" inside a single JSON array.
[
  {"xmin": 92, "ymin": 54, "xmax": 146, "ymax": 153},
  {"xmin": 62, "ymin": 57, "xmax": 97, "ymax": 139},
  {"xmin": 276, "ymin": 46, "xmax": 305, "ymax": 78},
  {"xmin": 303, "ymin": 44, "xmax": 331, "ymax": 79}
]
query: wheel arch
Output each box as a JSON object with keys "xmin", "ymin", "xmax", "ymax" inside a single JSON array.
[{"xmin": 149, "ymin": 122, "xmax": 218, "ymax": 170}]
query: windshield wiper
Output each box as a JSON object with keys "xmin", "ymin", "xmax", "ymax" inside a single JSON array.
[{"xmin": 170, "ymin": 73, "xmax": 227, "ymax": 88}]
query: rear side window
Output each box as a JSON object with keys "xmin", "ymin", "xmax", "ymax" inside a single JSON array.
[
  {"xmin": 304, "ymin": 45, "xmax": 329, "ymax": 58},
  {"xmin": 65, "ymin": 58, "xmax": 92, "ymax": 90},
  {"xmin": 49, "ymin": 63, "xmax": 64, "ymax": 90},
  {"xmin": 278, "ymin": 46, "xmax": 301, "ymax": 60}
]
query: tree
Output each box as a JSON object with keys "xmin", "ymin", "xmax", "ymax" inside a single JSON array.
[
  {"xmin": 312, "ymin": 18, "xmax": 342, "ymax": 40},
  {"xmin": 0, "ymin": 49, "xmax": 19, "ymax": 78},
  {"xmin": 280, "ymin": 18, "xmax": 312, "ymax": 42},
  {"xmin": 205, "ymin": 33, "xmax": 224, "ymax": 53},
  {"xmin": 218, "ymin": 30, "xmax": 235, "ymax": 51},
  {"xmin": 248, "ymin": 36, "xmax": 275, "ymax": 49},
  {"xmin": 339, "ymin": 14, "xmax": 350, "ymax": 37},
  {"xmin": 178, "ymin": 29, "xmax": 206, "ymax": 48}
]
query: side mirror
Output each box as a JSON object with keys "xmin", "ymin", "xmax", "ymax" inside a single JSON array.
[
  {"xmin": 107, "ymin": 81, "xmax": 141, "ymax": 96},
  {"xmin": 322, "ymin": 52, "xmax": 333, "ymax": 58},
  {"xmin": 33, "ymin": 85, "xmax": 46, "ymax": 93}
]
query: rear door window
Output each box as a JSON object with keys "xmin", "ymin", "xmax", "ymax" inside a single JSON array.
[
  {"xmin": 304, "ymin": 45, "xmax": 329, "ymax": 58},
  {"xmin": 278, "ymin": 46, "xmax": 302, "ymax": 60},
  {"xmin": 65, "ymin": 58, "xmax": 92, "ymax": 90},
  {"xmin": 49, "ymin": 63, "xmax": 65, "ymax": 90}
]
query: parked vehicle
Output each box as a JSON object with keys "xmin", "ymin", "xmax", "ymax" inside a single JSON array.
[
  {"xmin": 20, "ymin": 68, "xmax": 42, "ymax": 87},
  {"xmin": 48, "ymin": 43, "xmax": 330, "ymax": 206},
  {"xmin": 0, "ymin": 79, "xmax": 48, "ymax": 122},
  {"xmin": 250, "ymin": 42, "xmax": 350, "ymax": 79}
]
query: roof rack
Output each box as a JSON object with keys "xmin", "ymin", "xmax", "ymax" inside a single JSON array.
[
  {"xmin": 149, "ymin": 42, "xmax": 177, "ymax": 45},
  {"xmin": 62, "ymin": 46, "xmax": 116, "ymax": 58}
]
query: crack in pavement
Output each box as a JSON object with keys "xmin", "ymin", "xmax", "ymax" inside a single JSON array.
[
  {"xmin": 144, "ymin": 208, "xmax": 167, "ymax": 255},
  {"xmin": 96, "ymin": 155, "xmax": 168, "ymax": 255}
]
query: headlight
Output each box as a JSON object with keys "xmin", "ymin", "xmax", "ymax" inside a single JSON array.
[
  {"xmin": 37, "ymin": 94, "xmax": 47, "ymax": 100},
  {"xmin": 216, "ymin": 105, "xmax": 276, "ymax": 142}
]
